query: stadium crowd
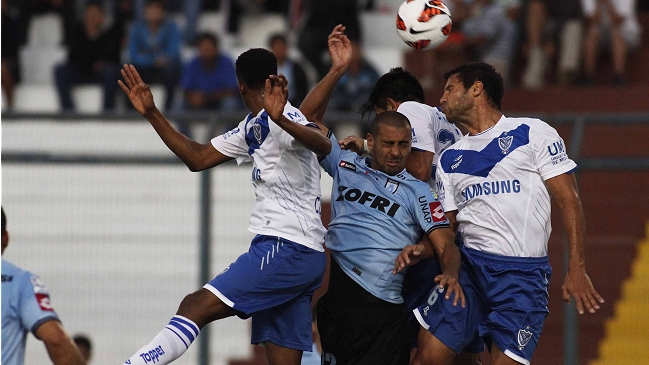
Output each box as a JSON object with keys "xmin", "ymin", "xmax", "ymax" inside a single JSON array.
[{"xmin": 1, "ymin": 0, "xmax": 645, "ymax": 113}]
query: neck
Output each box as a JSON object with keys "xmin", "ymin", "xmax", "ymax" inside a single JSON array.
[
  {"xmin": 245, "ymin": 91, "xmax": 265, "ymax": 115},
  {"xmin": 462, "ymin": 104, "xmax": 502, "ymax": 135}
]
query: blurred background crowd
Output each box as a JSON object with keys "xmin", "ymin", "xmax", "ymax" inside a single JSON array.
[{"xmin": 1, "ymin": 0, "xmax": 646, "ymax": 114}]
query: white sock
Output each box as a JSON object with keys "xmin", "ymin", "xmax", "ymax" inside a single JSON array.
[{"xmin": 123, "ymin": 316, "xmax": 200, "ymax": 365}]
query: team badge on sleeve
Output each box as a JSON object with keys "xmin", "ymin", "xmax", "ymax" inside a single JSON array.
[
  {"xmin": 429, "ymin": 201, "xmax": 446, "ymax": 223},
  {"xmin": 31, "ymin": 275, "xmax": 55, "ymax": 311}
]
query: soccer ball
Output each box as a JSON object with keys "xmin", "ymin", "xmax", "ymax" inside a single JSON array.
[{"xmin": 396, "ymin": 0, "xmax": 452, "ymax": 50}]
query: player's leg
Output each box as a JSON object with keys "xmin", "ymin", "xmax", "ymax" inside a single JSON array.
[
  {"xmin": 265, "ymin": 341, "xmax": 303, "ymax": 365},
  {"xmin": 489, "ymin": 345, "xmax": 524, "ymax": 365},
  {"xmin": 411, "ymin": 327, "xmax": 457, "ymax": 365},
  {"xmin": 121, "ymin": 286, "xmax": 238, "ymax": 365}
]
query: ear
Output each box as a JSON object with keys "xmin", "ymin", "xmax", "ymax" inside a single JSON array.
[
  {"xmin": 471, "ymin": 81, "xmax": 483, "ymax": 97},
  {"xmin": 366, "ymin": 133, "xmax": 374, "ymax": 150},
  {"xmin": 238, "ymin": 81, "xmax": 246, "ymax": 94},
  {"xmin": 386, "ymin": 98, "xmax": 398, "ymax": 112}
]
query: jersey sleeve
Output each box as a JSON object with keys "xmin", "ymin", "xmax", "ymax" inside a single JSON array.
[
  {"xmin": 530, "ymin": 121, "xmax": 577, "ymax": 180},
  {"xmin": 272, "ymin": 106, "xmax": 321, "ymax": 150},
  {"xmin": 19, "ymin": 273, "xmax": 59, "ymax": 334},
  {"xmin": 412, "ymin": 184, "xmax": 451, "ymax": 235},
  {"xmin": 435, "ymin": 156, "xmax": 458, "ymax": 212},
  {"xmin": 211, "ymin": 118, "xmax": 251, "ymax": 165},
  {"xmin": 319, "ymin": 131, "xmax": 344, "ymax": 177},
  {"xmin": 397, "ymin": 102, "xmax": 436, "ymax": 153}
]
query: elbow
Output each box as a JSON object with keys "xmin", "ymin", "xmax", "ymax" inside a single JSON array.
[
  {"xmin": 185, "ymin": 159, "xmax": 206, "ymax": 172},
  {"xmin": 319, "ymin": 138, "xmax": 332, "ymax": 156}
]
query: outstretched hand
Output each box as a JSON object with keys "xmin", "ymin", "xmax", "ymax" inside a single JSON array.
[
  {"xmin": 328, "ymin": 24, "xmax": 352, "ymax": 73},
  {"xmin": 118, "ymin": 64, "xmax": 156, "ymax": 116},
  {"xmin": 264, "ymin": 74, "xmax": 289, "ymax": 122},
  {"xmin": 562, "ymin": 268, "xmax": 604, "ymax": 314},
  {"xmin": 393, "ymin": 244, "xmax": 426, "ymax": 275}
]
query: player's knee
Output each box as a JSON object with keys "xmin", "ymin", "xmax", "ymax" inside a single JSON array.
[{"xmin": 176, "ymin": 289, "xmax": 232, "ymax": 326}]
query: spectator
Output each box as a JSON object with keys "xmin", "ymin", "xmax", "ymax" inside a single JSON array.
[
  {"xmin": 1, "ymin": 207, "xmax": 86, "ymax": 365},
  {"xmin": 180, "ymin": 32, "xmax": 240, "ymax": 111},
  {"xmin": 521, "ymin": 0, "xmax": 584, "ymax": 88},
  {"xmin": 127, "ymin": 0, "xmax": 181, "ymax": 110},
  {"xmin": 133, "ymin": 0, "xmax": 202, "ymax": 44},
  {"xmin": 2, "ymin": 0, "xmax": 20, "ymax": 110},
  {"xmin": 268, "ymin": 33, "xmax": 310, "ymax": 106},
  {"xmin": 296, "ymin": 0, "xmax": 362, "ymax": 79},
  {"xmin": 459, "ymin": 0, "xmax": 519, "ymax": 86},
  {"xmin": 329, "ymin": 40, "xmax": 379, "ymax": 112},
  {"xmin": 581, "ymin": 0, "xmax": 641, "ymax": 85},
  {"xmin": 54, "ymin": 1, "xmax": 123, "ymax": 111},
  {"xmin": 72, "ymin": 334, "xmax": 93, "ymax": 364}
]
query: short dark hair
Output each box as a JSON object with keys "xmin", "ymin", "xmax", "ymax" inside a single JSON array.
[
  {"xmin": 196, "ymin": 32, "xmax": 219, "ymax": 48},
  {"xmin": 235, "ymin": 48, "xmax": 277, "ymax": 90},
  {"xmin": 73, "ymin": 335, "xmax": 93, "ymax": 351},
  {"xmin": 443, "ymin": 62, "xmax": 504, "ymax": 110},
  {"xmin": 85, "ymin": 1, "xmax": 103, "ymax": 10},
  {"xmin": 145, "ymin": 0, "xmax": 164, "ymax": 8},
  {"xmin": 268, "ymin": 33, "xmax": 287, "ymax": 47},
  {"xmin": 369, "ymin": 111, "xmax": 411, "ymax": 137},
  {"xmin": 1, "ymin": 207, "xmax": 6, "ymax": 233},
  {"xmin": 360, "ymin": 67, "xmax": 425, "ymax": 118}
]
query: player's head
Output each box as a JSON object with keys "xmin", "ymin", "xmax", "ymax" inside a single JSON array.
[
  {"xmin": 1, "ymin": 207, "xmax": 8, "ymax": 255},
  {"xmin": 440, "ymin": 62, "xmax": 503, "ymax": 122},
  {"xmin": 367, "ymin": 111, "xmax": 412, "ymax": 176},
  {"xmin": 235, "ymin": 48, "xmax": 277, "ymax": 91},
  {"xmin": 361, "ymin": 67, "xmax": 425, "ymax": 118},
  {"xmin": 73, "ymin": 334, "xmax": 93, "ymax": 364}
]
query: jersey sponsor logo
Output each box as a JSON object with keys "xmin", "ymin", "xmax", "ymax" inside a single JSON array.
[
  {"xmin": 419, "ymin": 196, "xmax": 432, "ymax": 222},
  {"xmin": 31, "ymin": 275, "xmax": 49, "ymax": 294},
  {"xmin": 498, "ymin": 134, "xmax": 513, "ymax": 154},
  {"xmin": 437, "ymin": 129, "xmax": 456, "ymax": 145},
  {"xmin": 336, "ymin": 186, "xmax": 401, "ymax": 217},
  {"xmin": 139, "ymin": 345, "xmax": 166, "ymax": 363},
  {"xmin": 35, "ymin": 293, "xmax": 54, "ymax": 311},
  {"xmin": 451, "ymin": 155, "xmax": 463, "ymax": 170},
  {"xmin": 547, "ymin": 140, "xmax": 569, "ymax": 165},
  {"xmin": 252, "ymin": 166, "xmax": 262, "ymax": 181},
  {"xmin": 429, "ymin": 201, "xmax": 446, "ymax": 222},
  {"xmin": 222, "ymin": 127, "xmax": 240, "ymax": 140},
  {"xmin": 412, "ymin": 128, "xmax": 418, "ymax": 143},
  {"xmin": 385, "ymin": 179, "xmax": 400, "ymax": 194},
  {"xmin": 461, "ymin": 179, "xmax": 521, "ymax": 202},
  {"xmin": 338, "ymin": 160, "xmax": 356, "ymax": 172},
  {"xmin": 517, "ymin": 327, "xmax": 533, "ymax": 350}
]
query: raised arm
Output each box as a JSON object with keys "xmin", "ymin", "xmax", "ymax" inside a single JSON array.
[
  {"xmin": 36, "ymin": 320, "xmax": 85, "ymax": 365},
  {"xmin": 545, "ymin": 173, "xmax": 604, "ymax": 314},
  {"xmin": 264, "ymin": 75, "xmax": 332, "ymax": 156},
  {"xmin": 118, "ymin": 64, "xmax": 232, "ymax": 172},
  {"xmin": 299, "ymin": 24, "xmax": 352, "ymax": 129}
]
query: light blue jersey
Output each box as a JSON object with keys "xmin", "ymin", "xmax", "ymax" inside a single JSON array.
[
  {"xmin": 320, "ymin": 133, "xmax": 450, "ymax": 304},
  {"xmin": 2, "ymin": 259, "xmax": 60, "ymax": 365}
]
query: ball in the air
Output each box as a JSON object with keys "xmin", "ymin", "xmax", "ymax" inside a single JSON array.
[{"xmin": 396, "ymin": 0, "xmax": 452, "ymax": 50}]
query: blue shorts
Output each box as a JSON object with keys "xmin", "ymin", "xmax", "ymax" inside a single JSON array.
[
  {"xmin": 204, "ymin": 235, "xmax": 326, "ymax": 351},
  {"xmin": 414, "ymin": 246, "xmax": 551, "ymax": 363}
]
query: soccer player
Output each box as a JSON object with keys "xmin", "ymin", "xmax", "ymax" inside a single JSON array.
[
  {"xmin": 408, "ymin": 62, "xmax": 604, "ymax": 365},
  {"xmin": 1, "ymin": 207, "xmax": 86, "ymax": 365},
  {"xmin": 299, "ymin": 28, "xmax": 480, "ymax": 363},
  {"xmin": 117, "ymin": 48, "xmax": 332, "ymax": 365},
  {"xmin": 300, "ymin": 26, "xmax": 464, "ymax": 365}
]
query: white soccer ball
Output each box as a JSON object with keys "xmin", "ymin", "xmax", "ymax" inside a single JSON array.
[{"xmin": 396, "ymin": 0, "xmax": 452, "ymax": 50}]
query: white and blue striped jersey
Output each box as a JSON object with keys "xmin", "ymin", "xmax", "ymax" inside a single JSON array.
[
  {"xmin": 2, "ymin": 259, "xmax": 60, "ymax": 365},
  {"xmin": 397, "ymin": 101, "xmax": 463, "ymax": 188},
  {"xmin": 321, "ymin": 133, "xmax": 451, "ymax": 304},
  {"xmin": 436, "ymin": 116, "xmax": 577, "ymax": 257},
  {"xmin": 211, "ymin": 102, "xmax": 326, "ymax": 252}
]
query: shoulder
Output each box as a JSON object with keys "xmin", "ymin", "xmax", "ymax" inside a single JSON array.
[{"xmin": 505, "ymin": 116, "xmax": 559, "ymax": 137}]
